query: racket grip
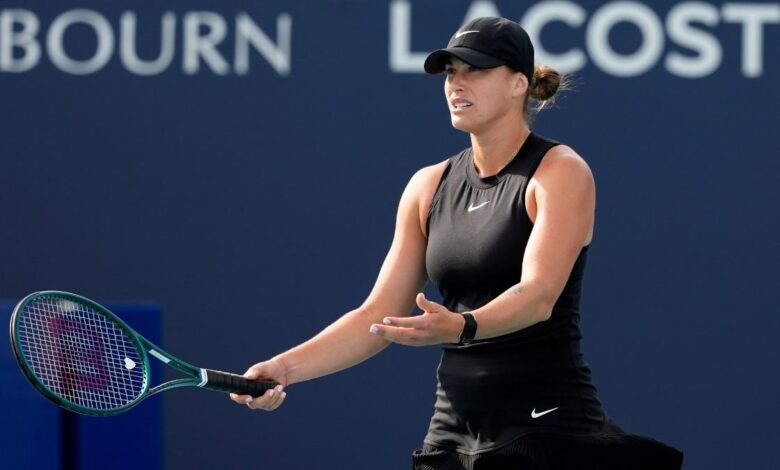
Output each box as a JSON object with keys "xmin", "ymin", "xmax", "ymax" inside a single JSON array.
[{"xmin": 201, "ymin": 369, "xmax": 278, "ymax": 397}]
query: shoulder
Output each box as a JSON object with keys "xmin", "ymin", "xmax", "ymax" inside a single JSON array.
[
  {"xmin": 400, "ymin": 159, "xmax": 451, "ymax": 237},
  {"xmin": 401, "ymin": 147, "xmax": 467, "ymax": 205},
  {"xmin": 535, "ymin": 144, "xmax": 594, "ymax": 190},
  {"xmin": 403, "ymin": 159, "xmax": 451, "ymax": 199},
  {"xmin": 411, "ymin": 159, "xmax": 450, "ymax": 186}
]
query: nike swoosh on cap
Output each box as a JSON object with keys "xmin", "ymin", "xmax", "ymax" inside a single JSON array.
[
  {"xmin": 531, "ymin": 407, "xmax": 559, "ymax": 419},
  {"xmin": 455, "ymin": 30, "xmax": 479, "ymax": 38}
]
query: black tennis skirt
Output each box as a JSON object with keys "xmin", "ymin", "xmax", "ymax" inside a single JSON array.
[{"xmin": 412, "ymin": 422, "xmax": 683, "ymax": 470}]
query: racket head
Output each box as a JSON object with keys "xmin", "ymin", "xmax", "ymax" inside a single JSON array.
[{"xmin": 9, "ymin": 291, "xmax": 151, "ymax": 416}]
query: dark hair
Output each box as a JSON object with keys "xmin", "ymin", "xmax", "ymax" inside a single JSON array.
[{"xmin": 524, "ymin": 64, "xmax": 570, "ymax": 122}]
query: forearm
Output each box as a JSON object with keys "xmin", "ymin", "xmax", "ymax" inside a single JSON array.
[
  {"xmin": 273, "ymin": 306, "xmax": 391, "ymax": 385},
  {"xmin": 469, "ymin": 282, "xmax": 557, "ymax": 341}
]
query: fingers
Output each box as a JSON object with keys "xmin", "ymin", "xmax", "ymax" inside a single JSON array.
[
  {"xmin": 370, "ymin": 323, "xmax": 423, "ymax": 346},
  {"xmin": 370, "ymin": 293, "xmax": 458, "ymax": 346},
  {"xmin": 243, "ymin": 363, "xmax": 270, "ymax": 381},
  {"xmin": 233, "ymin": 384, "xmax": 287, "ymax": 411},
  {"xmin": 247, "ymin": 384, "xmax": 286, "ymax": 411},
  {"xmin": 380, "ymin": 293, "xmax": 446, "ymax": 328},
  {"xmin": 380, "ymin": 315, "xmax": 424, "ymax": 328},
  {"xmin": 370, "ymin": 319, "xmax": 431, "ymax": 346},
  {"xmin": 415, "ymin": 292, "xmax": 449, "ymax": 313},
  {"xmin": 229, "ymin": 359, "xmax": 289, "ymax": 410},
  {"xmin": 416, "ymin": 292, "xmax": 444, "ymax": 313},
  {"xmin": 416, "ymin": 292, "xmax": 430, "ymax": 311}
]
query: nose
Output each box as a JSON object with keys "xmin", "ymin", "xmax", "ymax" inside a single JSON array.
[{"xmin": 446, "ymin": 71, "xmax": 464, "ymax": 92}]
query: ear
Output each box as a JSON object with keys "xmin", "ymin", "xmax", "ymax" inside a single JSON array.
[{"xmin": 512, "ymin": 72, "xmax": 529, "ymax": 99}]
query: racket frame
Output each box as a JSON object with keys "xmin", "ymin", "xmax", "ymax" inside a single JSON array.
[{"xmin": 11, "ymin": 291, "xmax": 218, "ymax": 416}]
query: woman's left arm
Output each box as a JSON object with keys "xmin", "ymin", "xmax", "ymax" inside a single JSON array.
[
  {"xmin": 371, "ymin": 145, "xmax": 595, "ymax": 345},
  {"xmin": 466, "ymin": 145, "xmax": 595, "ymax": 339}
]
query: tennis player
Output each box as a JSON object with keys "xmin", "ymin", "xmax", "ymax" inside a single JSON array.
[{"xmin": 231, "ymin": 17, "xmax": 683, "ymax": 469}]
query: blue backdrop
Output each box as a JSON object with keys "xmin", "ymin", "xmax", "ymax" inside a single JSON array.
[{"xmin": 2, "ymin": 1, "xmax": 779, "ymax": 469}]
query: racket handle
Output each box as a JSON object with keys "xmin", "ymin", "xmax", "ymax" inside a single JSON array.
[{"xmin": 201, "ymin": 369, "xmax": 278, "ymax": 397}]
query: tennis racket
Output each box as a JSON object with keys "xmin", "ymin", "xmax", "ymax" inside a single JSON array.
[{"xmin": 9, "ymin": 290, "xmax": 277, "ymax": 416}]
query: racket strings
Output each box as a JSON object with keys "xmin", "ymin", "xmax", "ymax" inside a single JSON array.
[{"xmin": 16, "ymin": 296, "xmax": 147, "ymax": 411}]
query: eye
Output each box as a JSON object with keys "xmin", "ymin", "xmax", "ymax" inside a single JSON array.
[
  {"xmin": 445, "ymin": 66, "xmax": 455, "ymax": 75},
  {"xmin": 468, "ymin": 65, "xmax": 484, "ymax": 72}
]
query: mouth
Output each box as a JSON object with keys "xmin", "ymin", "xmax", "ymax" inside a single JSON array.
[{"xmin": 451, "ymin": 99, "xmax": 473, "ymax": 112}]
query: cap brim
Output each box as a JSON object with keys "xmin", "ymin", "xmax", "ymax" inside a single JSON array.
[{"xmin": 424, "ymin": 47, "xmax": 504, "ymax": 74}]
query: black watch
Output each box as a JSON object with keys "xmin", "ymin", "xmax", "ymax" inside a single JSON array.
[{"xmin": 458, "ymin": 312, "xmax": 478, "ymax": 345}]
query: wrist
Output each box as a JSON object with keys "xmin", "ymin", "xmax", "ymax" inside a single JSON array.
[
  {"xmin": 453, "ymin": 314, "xmax": 466, "ymax": 343},
  {"xmin": 270, "ymin": 355, "xmax": 291, "ymax": 386}
]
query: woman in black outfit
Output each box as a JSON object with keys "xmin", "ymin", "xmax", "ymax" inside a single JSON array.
[{"xmin": 231, "ymin": 16, "xmax": 683, "ymax": 470}]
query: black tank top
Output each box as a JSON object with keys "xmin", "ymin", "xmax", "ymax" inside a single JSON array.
[{"xmin": 423, "ymin": 133, "xmax": 606, "ymax": 454}]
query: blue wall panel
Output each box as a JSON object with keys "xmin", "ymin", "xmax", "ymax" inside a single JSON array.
[{"xmin": 1, "ymin": 302, "xmax": 61, "ymax": 470}]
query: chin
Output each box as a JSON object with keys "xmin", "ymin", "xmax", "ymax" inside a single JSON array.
[{"xmin": 450, "ymin": 116, "xmax": 474, "ymax": 134}]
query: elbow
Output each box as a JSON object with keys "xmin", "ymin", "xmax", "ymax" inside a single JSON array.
[{"xmin": 534, "ymin": 293, "xmax": 558, "ymax": 323}]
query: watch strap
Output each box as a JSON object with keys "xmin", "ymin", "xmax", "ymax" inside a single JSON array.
[{"xmin": 458, "ymin": 312, "xmax": 477, "ymax": 345}]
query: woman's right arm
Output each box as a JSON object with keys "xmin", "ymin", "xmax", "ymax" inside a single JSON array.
[{"xmin": 230, "ymin": 162, "xmax": 447, "ymax": 410}]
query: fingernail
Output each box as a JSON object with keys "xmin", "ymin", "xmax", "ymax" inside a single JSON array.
[
  {"xmin": 244, "ymin": 397, "xmax": 252, "ymax": 405},
  {"xmin": 383, "ymin": 318, "xmax": 392, "ymax": 325},
  {"xmin": 275, "ymin": 385, "xmax": 284, "ymax": 393},
  {"xmin": 369, "ymin": 325, "xmax": 378, "ymax": 334},
  {"xmin": 268, "ymin": 389, "xmax": 275, "ymax": 398},
  {"xmin": 281, "ymin": 392, "xmax": 287, "ymax": 400}
]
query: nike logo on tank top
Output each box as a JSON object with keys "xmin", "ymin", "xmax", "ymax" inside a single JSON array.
[{"xmin": 423, "ymin": 133, "xmax": 606, "ymax": 454}]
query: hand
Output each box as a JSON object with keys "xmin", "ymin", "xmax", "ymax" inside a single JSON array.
[
  {"xmin": 229, "ymin": 357, "xmax": 289, "ymax": 411},
  {"xmin": 369, "ymin": 293, "xmax": 465, "ymax": 346}
]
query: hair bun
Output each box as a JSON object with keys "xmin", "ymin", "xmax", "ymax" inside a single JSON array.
[{"xmin": 530, "ymin": 65, "xmax": 561, "ymax": 101}]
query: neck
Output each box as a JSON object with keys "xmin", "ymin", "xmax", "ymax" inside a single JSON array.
[{"xmin": 470, "ymin": 126, "xmax": 531, "ymax": 177}]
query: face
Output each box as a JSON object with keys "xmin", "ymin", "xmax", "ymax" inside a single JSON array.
[{"xmin": 444, "ymin": 57, "xmax": 528, "ymax": 134}]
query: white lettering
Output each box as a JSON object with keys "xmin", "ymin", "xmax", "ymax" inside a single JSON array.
[
  {"xmin": 183, "ymin": 12, "xmax": 229, "ymax": 75},
  {"xmin": 388, "ymin": 0, "xmax": 502, "ymax": 73},
  {"xmin": 47, "ymin": 9, "xmax": 114, "ymax": 75},
  {"xmin": 722, "ymin": 3, "xmax": 780, "ymax": 77},
  {"xmin": 1, "ymin": 3, "xmax": 776, "ymax": 79},
  {"xmin": 665, "ymin": 2, "xmax": 721, "ymax": 78},
  {"xmin": 521, "ymin": 1, "xmax": 587, "ymax": 74},
  {"xmin": 587, "ymin": 1, "xmax": 665, "ymax": 77},
  {"xmin": 389, "ymin": 0, "xmax": 428, "ymax": 73},
  {"xmin": 234, "ymin": 12, "xmax": 292, "ymax": 76},
  {"xmin": 120, "ymin": 12, "xmax": 176, "ymax": 76},
  {"xmin": 0, "ymin": 9, "xmax": 41, "ymax": 72}
]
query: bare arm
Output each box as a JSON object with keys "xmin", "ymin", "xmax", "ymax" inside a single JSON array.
[
  {"xmin": 466, "ymin": 145, "xmax": 595, "ymax": 338},
  {"xmin": 372, "ymin": 146, "xmax": 594, "ymax": 343},
  {"xmin": 274, "ymin": 165, "xmax": 445, "ymax": 384},
  {"xmin": 230, "ymin": 162, "xmax": 447, "ymax": 411}
]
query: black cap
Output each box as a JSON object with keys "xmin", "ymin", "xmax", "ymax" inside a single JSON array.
[{"xmin": 424, "ymin": 17, "xmax": 534, "ymax": 79}]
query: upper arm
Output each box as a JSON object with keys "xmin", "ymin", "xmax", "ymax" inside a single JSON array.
[
  {"xmin": 522, "ymin": 146, "xmax": 595, "ymax": 308},
  {"xmin": 360, "ymin": 162, "xmax": 448, "ymax": 318}
]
